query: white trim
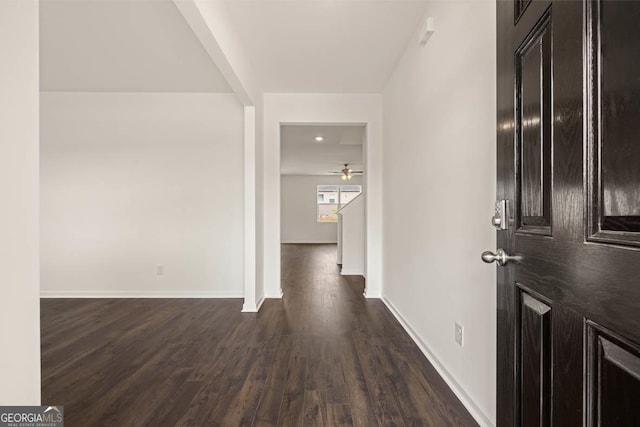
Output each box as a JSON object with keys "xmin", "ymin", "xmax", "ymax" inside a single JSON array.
[
  {"xmin": 242, "ymin": 296, "xmax": 265, "ymax": 312},
  {"xmin": 241, "ymin": 302, "xmax": 256, "ymax": 312},
  {"xmin": 340, "ymin": 269, "xmax": 364, "ymax": 276},
  {"xmin": 363, "ymin": 289, "xmax": 380, "ymax": 299},
  {"xmin": 264, "ymin": 291, "xmax": 284, "ymax": 299},
  {"xmin": 281, "ymin": 240, "xmax": 337, "ymax": 244},
  {"xmin": 40, "ymin": 291, "xmax": 244, "ymax": 299},
  {"xmin": 381, "ymin": 297, "xmax": 495, "ymax": 427}
]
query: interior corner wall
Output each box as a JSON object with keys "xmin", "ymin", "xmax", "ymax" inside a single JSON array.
[
  {"xmin": 381, "ymin": 1, "xmax": 497, "ymax": 425},
  {"xmin": 262, "ymin": 93, "xmax": 383, "ymax": 299},
  {"xmin": 0, "ymin": 0, "xmax": 41, "ymax": 404},
  {"xmin": 281, "ymin": 174, "xmax": 363, "ymax": 244},
  {"xmin": 40, "ymin": 92, "xmax": 245, "ymax": 297}
]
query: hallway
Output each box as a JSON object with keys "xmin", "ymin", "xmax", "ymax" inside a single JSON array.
[{"xmin": 41, "ymin": 244, "xmax": 477, "ymax": 426}]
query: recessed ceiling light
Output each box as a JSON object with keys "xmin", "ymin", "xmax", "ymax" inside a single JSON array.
[{"xmin": 314, "ymin": 136, "xmax": 324, "ymax": 142}]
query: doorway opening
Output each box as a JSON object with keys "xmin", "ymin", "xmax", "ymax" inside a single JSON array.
[{"xmin": 279, "ymin": 124, "xmax": 366, "ymax": 295}]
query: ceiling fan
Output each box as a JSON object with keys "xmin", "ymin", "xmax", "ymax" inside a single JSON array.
[{"xmin": 329, "ymin": 164, "xmax": 363, "ymax": 181}]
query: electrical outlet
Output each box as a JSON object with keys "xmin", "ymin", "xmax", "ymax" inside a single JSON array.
[
  {"xmin": 455, "ymin": 322, "xmax": 464, "ymax": 347},
  {"xmin": 156, "ymin": 265, "xmax": 164, "ymax": 276}
]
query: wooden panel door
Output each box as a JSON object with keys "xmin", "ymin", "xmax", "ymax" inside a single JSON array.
[{"xmin": 495, "ymin": 1, "xmax": 640, "ymax": 425}]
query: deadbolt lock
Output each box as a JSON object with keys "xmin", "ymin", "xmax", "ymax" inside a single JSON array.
[{"xmin": 492, "ymin": 199, "xmax": 509, "ymax": 230}]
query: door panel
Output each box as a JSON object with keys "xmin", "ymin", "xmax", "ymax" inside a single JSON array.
[
  {"xmin": 587, "ymin": 323, "xmax": 640, "ymax": 426},
  {"xmin": 516, "ymin": 12, "xmax": 552, "ymax": 233},
  {"xmin": 496, "ymin": 0, "xmax": 640, "ymax": 425},
  {"xmin": 515, "ymin": 0, "xmax": 532, "ymax": 22},
  {"xmin": 599, "ymin": 2, "xmax": 640, "ymax": 222},
  {"xmin": 519, "ymin": 291, "xmax": 551, "ymax": 427},
  {"xmin": 587, "ymin": 0, "xmax": 640, "ymax": 243}
]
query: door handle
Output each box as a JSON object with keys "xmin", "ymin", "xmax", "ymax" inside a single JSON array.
[{"xmin": 481, "ymin": 248, "xmax": 521, "ymax": 266}]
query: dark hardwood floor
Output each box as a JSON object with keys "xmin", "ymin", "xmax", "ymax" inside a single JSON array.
[{"xmin": 41, "ymin": 244, "xmax": 478, "ymax": 427}]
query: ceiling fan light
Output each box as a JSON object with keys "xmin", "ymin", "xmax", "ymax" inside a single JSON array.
[
  {"xmin": 341, "ymin": 174, "xmax": 347, "ymax": 181},
  {"xmin": 347, "ymin": 174, "xmax": 352, "ymax": 180}
]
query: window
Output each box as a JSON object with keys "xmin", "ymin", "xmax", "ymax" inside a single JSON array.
[{"xmin": 317, "ymin": 184, "xmax": 362, "ymax": 222}]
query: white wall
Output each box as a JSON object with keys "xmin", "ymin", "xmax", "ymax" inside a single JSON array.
[
  {"xmin": 40, "ymin": 92, "xmax": 244, "ymax": 297},
  {"xmin": 381, "ymin": 2, "xmax": 496, "ymax": 426},
  {"xmin": 281, "ymin": 175, "xmax": 362, "ymax": 244},
  {"xmin": 173, "ymin": 0, "xmax": 264, "ymax": 311},
  {"xmin": 0, "ymin": 0, "xmax": 41, "ymax": 404},
  {"xmin": 339, "ymin": 194, "xmax": 365, "ymax": 276}
]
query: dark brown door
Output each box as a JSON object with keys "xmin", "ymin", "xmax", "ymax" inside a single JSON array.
[{"xmin": 495, "ymin": 1, "xmax": 640, "ymax": 425}]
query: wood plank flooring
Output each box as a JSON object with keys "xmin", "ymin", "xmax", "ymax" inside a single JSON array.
[{"xmin": 41, "ymin": 244, "xmax": 478, "ymax": 427}]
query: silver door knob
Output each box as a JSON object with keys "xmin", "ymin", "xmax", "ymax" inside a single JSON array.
[{"xmin": 481, "ymin": 248, "xmax": 520, "ymax": 266}]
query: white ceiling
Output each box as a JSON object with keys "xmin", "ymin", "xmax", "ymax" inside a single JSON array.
[
  {"xmin": 280, "ymin": 125, "xmax": 364, "ymax": 175},
  {"xmin": 223, "ymin": 0, "xmax": 428, "ymax": 93},
  {"xmin": 40, "ymin": 0, "xmax": 232, "ymax": 93}
]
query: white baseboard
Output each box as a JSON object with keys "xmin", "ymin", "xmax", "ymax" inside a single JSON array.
[
  {"xmin": 40, "ymin": 291, "xmax": 244, "ymax": 299},
  {"xmin": 381, "ymin": 297, "xmax": 495, "ymax": 427},
  {"xmin": 242, "ymin": 302, "xmax": 257, "ymax": 312},
  {"xmin": 340, "ymin": 269, "xmax": 364, "ymax": 276},
  {"xmin": 242, "ymin": 296, "xmax": 266, "ymax": 312},
  {"xmin": 264, "ymin": 292, "xmax": 283, "ymax": 299},
  {"xmin": 281, "ymin": 240, "xmax": 337, "ymax": 244},
  {"xmin": 363, "ymin": 290, "xmax": 381, "ymax": 298}
]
